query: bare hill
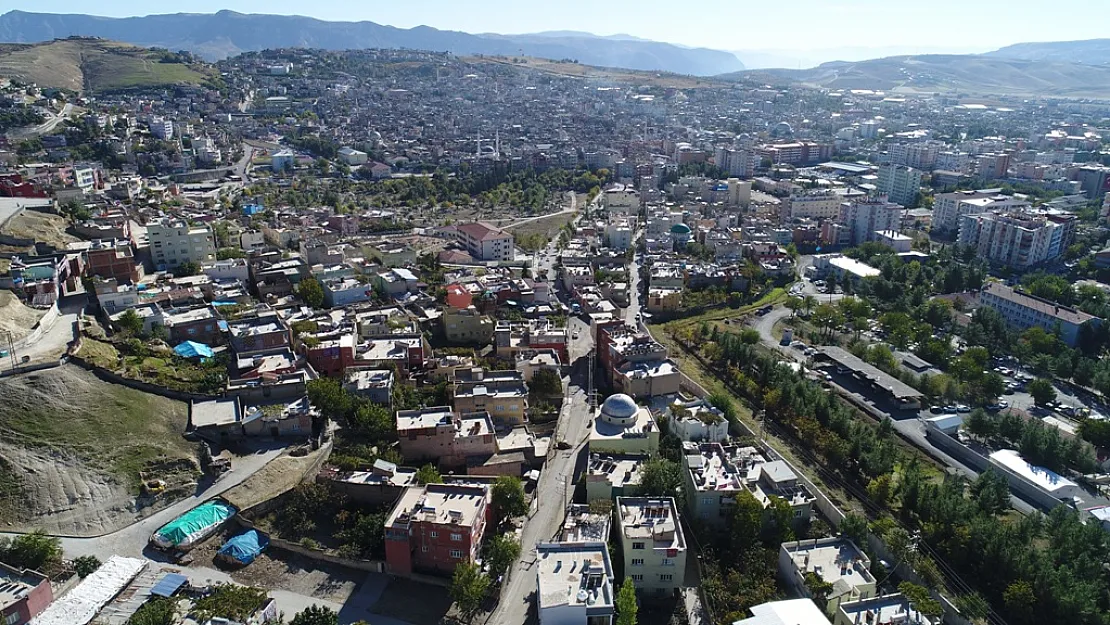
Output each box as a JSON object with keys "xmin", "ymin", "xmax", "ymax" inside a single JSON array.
[
  {"xmin": 722, "ymin": 54, "xmax": 1110, "ymax": 99},
  {"xmin": 0, "ymin": 38, "xmax": 214, "ymax": 93},
  {"xmin": 988, "ymin": 39, "xmax": 1110, "ymax": 66}
]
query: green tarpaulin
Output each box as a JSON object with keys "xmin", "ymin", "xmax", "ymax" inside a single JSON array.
[{"xmin": 152, "ymin": 500, "xmax": 236, "ymax": 549}]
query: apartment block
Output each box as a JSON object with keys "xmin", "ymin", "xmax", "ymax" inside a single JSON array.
[
  {"xmin": 781, "ymin": 191, "xmax": 842, "ymax": 222},
  {"xmin": 681, "ymin": 442, "xmax": 815, "ymax": 527},
  {"xmin": 834, "ymin": 593, "xmax": 934, "ymax": 625},
  {"xmin": 615, "ymin": 497, "xmax": 687, "ymax": 596},
  {"xmin": 536, "ymin": 542, "xmax": 615, "ymax": 625},
  {"xmin": 876, "ymin": 164, "xmax": 922, "ymax": 207},
  {"xmin": 456, "ymin": 222, "xmax": 515, "ymax": 261},
  {"xmin": 452, "ymin": 368, "xmax": 529, "ymax": 425},
  {"xmin": 979, "ymin": 282, "xmax": 1101, "ymax": 348},
  {"xmin": 343, "ymin": 368, "xmax": 394, "ymax": 406},
  {"xmin": 148, "ymin": 219, "xmax": 216, "ymax": 270},
  {"xmin": 444, "ymin": 306, "xmax": 495, "ymax": 345},
  {"xmin": 586, "ymin": 455, "xmax": 643, "ymax": 502},
  {"xmin": 779, "ymin": 537, "xmax": 876, "ymax": 615},
  {"xmin": 384, "ymin": 483, "xmax": 490, "ymax": 576},
  {"xmin": 395, "ymin": 406, "xmax": 497, "ymax": 465},
  {"xmin": 838, "ymin": 198, "xmax": 904, "ymax": 247},
  {"xmin": 956, "ymin": 211, "xmax": 1076, "ymax": 269},
  {"xmin": 932, "ymin": 189, "xmax": 1029, "ymax": 233},
  {"xmin": 85, "ymin": 239, "xmax": 141, "ymax": 283}
]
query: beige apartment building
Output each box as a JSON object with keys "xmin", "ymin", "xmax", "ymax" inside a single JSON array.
[{"xmin": 615, "ymin": 497, "xmax": 686, "ymax": 597}]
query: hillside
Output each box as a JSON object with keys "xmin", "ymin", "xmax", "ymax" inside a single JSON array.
[
  {"xmin": 722, "ymin": 54, "xmax": 1110, "ymax": 98},
  {"xmin": 987, "ymin": 39, "xmax": 1110, "ymax": 66},
  {"xmin": 0, "ymin": 38, "xmax": 214, "ymax": 93},
  {"xmin": 0, "ymin": 9, "xmax": 743, "ymax": 76}
]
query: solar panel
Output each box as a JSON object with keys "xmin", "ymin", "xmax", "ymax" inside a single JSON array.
[{"xmin": 150, "ymin": 573, "xmax": 188, "ymax": 598}]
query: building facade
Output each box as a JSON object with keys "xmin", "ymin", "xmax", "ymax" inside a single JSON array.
[
  {"xmin": 615, "ymin": 497, "xmax": 687, "ymax": 596},
  {"xmin": 978, "ymin": 282, "xmax": 1100, "ymax": 347},
  {"xmin": 384, "ymin": 483, "xmax": 490, "ymax": 576},
  {"xmin": 148, "ymin": 220, "xmax": 217, "ymax": 271},
  {"xmin": 456, "ymin": 222, "xmax": 515, "ymax": 261}
]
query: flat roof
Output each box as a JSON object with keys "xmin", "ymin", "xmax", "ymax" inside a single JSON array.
[
  {"xmin": 783, "ymin": 537, "xmax": 875, "ymax": 591},
  {"xmin": 983, "ymin": 283, "xmax": 1097, "ymax": 326},
  {"xmin": 536, "ymin": 542, "xmax": 614, "ymax": 611},
  {"xmin": 829, "ymin": 256, "xmax": 881, "ymax": 279},
  {"xmin": 396, "ymin": 406, "xmax": 455, "ymax": 431},
  {"xmin": 989, "ymin": 449, "xmax": 1079, "ymax": 494},
  {"xmin": 734, "ymin": 598, "xmax": 832, "ymax": 625},
  {"xmin": 838, "ymin": 593, "xmax": 933, "ymax": 625},
  {"xmin": 190, "ymin": 398, "xmax": 240, "ymax": 428},
  {"xmin": 385, "ymin": 483, "xmax": 488, "ymax": 530},
  {"xmin": 616, "ymin": 497, "xmax": 686, "ymax": 551}
]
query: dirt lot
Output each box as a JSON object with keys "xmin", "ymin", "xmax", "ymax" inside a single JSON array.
[
  {"xmin": 0, "ymin": 365, "xmax": 198, "ymax": 535},
  {"xmin": 221, "ymin": 445, "xmax": 327, "ymax": 511},
  {"xmin": 0, "ymin": 209, "xmax": 77, "ymax": 250},
  {"xmin": 188, "ymin": 529, "xmax": 363, "ymax": 603},
  {"xmin": 0, "ymin": 291, "xmax": 45, "ymax": 343}
]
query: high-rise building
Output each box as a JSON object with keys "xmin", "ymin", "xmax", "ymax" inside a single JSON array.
[
  {"xmin": 838, "ymin": 198, "xmax": 904, "ymax": 246},
  {"xmin": 932, "ymin": 189, "xmax": 1030, "ymax": 234},
  {"xmin": 957, "ymin": 211, "xmax": 1077, "ymax": 270},
  {"xmin": 876, "ymin": 164, "xmax": 922, "ymax": 207}
]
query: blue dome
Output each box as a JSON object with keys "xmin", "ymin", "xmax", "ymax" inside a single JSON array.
[
  {"xmin": 670, "ymin": 223, "xmax": 692, "ymax": 235},
  {"xmin": 601, "ymin": 394, "xmax": 639, "ymax": 419}
]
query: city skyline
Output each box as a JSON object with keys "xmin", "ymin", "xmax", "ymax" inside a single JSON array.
[{"xmin": 2, "ymin": 0, "xmax": 1107, "ymax": 60}]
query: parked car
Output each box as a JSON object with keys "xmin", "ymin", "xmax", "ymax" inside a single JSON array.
[{"xmin": 956, "ymin": 404, "xmax": 971, "ymax": 413}]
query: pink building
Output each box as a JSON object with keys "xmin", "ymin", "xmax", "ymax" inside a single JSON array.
[
  {"xmin": 384, "ymin": 483, "xmax": 490, "ymax": 576},
  {"xmin": 0, "ymin": 563, "xmax": 52, "ymax": 625}
]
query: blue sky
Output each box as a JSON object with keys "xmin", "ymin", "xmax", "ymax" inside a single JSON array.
[{"xmin": 5, "ymin": 0, "xmax": 1107, "ymax": 53}]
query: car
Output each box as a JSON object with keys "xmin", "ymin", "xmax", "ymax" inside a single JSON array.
[
  {"xmin": 791, "ymin": 341, "xmax": 806, "ymax": 350},
  {"xmin": 824, "ymin": 373, "xmax": 833, "ymax": 382},
  {"xmin": 804, "ymin": 348, "xmax": 817, "ymax": 356},
  {"xmin": 956, "ymin": 404, "xmax": 971, "ymax": 413},
  {"xmin": 987, "ymin": 403, "xmax": 1005, "ymax": 412},
  {"xmin": 556, "ymin": 440, "xmax": 571, "ymax": 450},
  {"xmin": 930, "ymin": 405, "xmax": 947, "ymax": 414},
  {"xmin": 943, "ymin": 405, "xmax": 958, "ymax": 413}
]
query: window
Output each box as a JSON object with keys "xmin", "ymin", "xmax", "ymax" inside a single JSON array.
[
  {"xmin": 421, "ymin": 545, "xmax": 428, "ymax": 553},
  {"xmin": 450, "ymin": 549, "xmax": 463, "ymax": 559},
  {"xmin": 794, "ymin": 509, "xmax": 803, "ymax": 518},
  {"xmin": 659, "ymin": 574, "xmax": 673, "ymax": 582},
  {"xmin": 701, "ymin": 497, "xmax": 713, "ymax": 506},
  {"xmin": 631, "ymin": 574, "xmax": 643, "ymax": 582},
  {"xmin": 631, "ymin": 558, "xmax": 644, "ymax": 567},
  {"xmin": 661, "ymin": 558, "xmax": 673, "ymax": 566},
  {"xmin": 451, "ymin": 533, "xmax": 462, "ymax": 542},
  {"xmin": 430, "ymin": 531, "xmax": 438, "ymax": 538},
  {"xmin": 632, "ymin": 542, "xmax": 645, "ymax": 550}
]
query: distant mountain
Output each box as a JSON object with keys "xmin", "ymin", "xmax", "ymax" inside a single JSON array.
[
  {"xmin": 0, "ymin": 10, "xmax": 744, "ymax": 76},
  {"xmin": 987, "ymin": 39, "xmax": 1110, "ymax": 66},
  {"xmin": 524, "ymin": 31, "xmax": 650, "ymax": 42},
  {"xmin": 720, "ymin": 54, "xmax": 1110, "ymax": 98},
  {"xmin": 0, "ymin": 38, "xmax": 213, "ymax": 93}
]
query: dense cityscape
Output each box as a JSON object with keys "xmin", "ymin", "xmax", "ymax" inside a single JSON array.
[{"xmin": 1, "ymin": 17, "xmax": 1110, "ymax": 625}]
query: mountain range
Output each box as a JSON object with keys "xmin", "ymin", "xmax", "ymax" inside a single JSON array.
[
  {"xmin": 0, "ymin": 10, "xmax": 744, "ymax": 76},
  {"xmin": 987, "ymin": 39, "xmax": 1110, "ymax": 66}
]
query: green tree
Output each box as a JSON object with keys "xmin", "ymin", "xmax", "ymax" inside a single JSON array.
[
  {"xmin": 729, "ymin": 490, "xmax": 764, "ymax": 558},
  {"xmin": 297, "ymin": 276, "xmax": 326, "ymax": 308},
  {"xmin": 1027, "ymin": 378, "xmax": 1056, "ymax": 406},
  {"xmin": 306, "ymin": 377, "xmax": 352, "ymax": 435},
  {"xmin": 74, "ymin": 555, "xmax": 102, "ymax": 578},
  {"xmin": 174, "ymin": 261, "xmax": 200, "ymax": 277},
  {"xmin": 530, "ymin": 368, "xmax": 563, "ymax": 397},
  {"xmin": 486, "ymin": 534, "xmax": 521, "ymax": 579},
  {"xmin": 637, "ymin": 457, "xmax": 682, "ymax": 497},
  {"xmin": 898, "ymin": 582, "xmax": 944, "ymax": 619},
  {"xmin": 126, "ymin": 597, "xmax": 177, "ymax": 625},
  {"xmin": 838, "ymin": 513, "xmax": 869, "ymax": 545},
  {"xmin": 415, "ymin": 464, "xmax": 443, "ymax": 485},
  {"xmin": 491, "ymin": 475, "xmax": 527, "ymax": 520},
  {"xmin": 955, "ymin": 592, "xmax": 991, "ymax": 623},
  {"xmin": 118, "ymin": 309, "xmax": 144, "ymax": 336},
  {"xmin": 191, "ymin": 584, "xmax": 268, "ymax": 622},
  {"xmin": 615, "ymin": 578, "xmax": 638, "ymax": 625},
  {"xmin": 290, "ymin": 604, "xmax": 339, "ymax": 625},
  {"xmin": 1002, "ymin": 580, "xmax": 1037, "ymax": 624},
  {"xmin": 804, "ymin": 571, "xmax": 834, "ymax": 605},
  {"xmin": 970, "ymin": 468, "xmax": 1011, "ymax": 515},
  {"xmin": 450, "ymin": 562, "xmax": 490, "ymax": 622},
  {"xmin": 1, "ymin": 530, "xmax": 61, "ymax": 571}
]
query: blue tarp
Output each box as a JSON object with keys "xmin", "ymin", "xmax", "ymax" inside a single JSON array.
[
  {"xmin": 218, "ymin": 530, "xmax": 269, "ymax": 565},
  {"xmin": 174, "ymin": 341, "xmax": 214, "ymax": 359}
]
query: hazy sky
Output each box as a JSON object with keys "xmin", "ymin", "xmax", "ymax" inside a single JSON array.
[{"xmin": 5, "ymin": 0, "xmax": 1107, "ymax": 52}]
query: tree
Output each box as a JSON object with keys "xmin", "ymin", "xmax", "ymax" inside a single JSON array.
[
  {"xmin": 297, "ymin": 276, "xmax": 326, "ymax": 308},
  {"xmin": 729, "ymin": 490, "xmax": 764, "ymax": 558},
  {"xmin": 74, "ymin": 555, "xmax": 102, "ymax": 578},
  {"xmin": 970, "ymin": 468, "xmax": 1010, "ymax": 515},
  {"xmin": 1002, "ymin": 580, "xmax": 1037, "ymax": 624},
  {"xmin": 965, "ymin": 409, "xmax": 996, "ymax": 442},
  {"xmin": 954, "ymin": 592, "xmax": 991, "ymax": 622},
  {"xmin": 491, "ymin": 475, "xmax": 527, "ymax": 521},
  {"xmin": 174, "ymin": 261, "xmax": 200, "ymax": 277},
  {"xmin": 126, "ymin": 597, "xmax": 176, "ymax": 625},
  {"xmin": 1, "ymin": 530, "xmax": 61, "ymax": 571},
  {"xmin": 415, "ymin": 464, "xmax": 443, "ymax": 485},
  {"xmin": 785, "ymin": 296, "xmax": 802, "ymax": 318},
  {"xmin": 117, "ymin": 309, "xmax": 144, "ymax": 336},
  {"xmin": 804, "ymin": 570, "xmax": 834, "ymax": 605},
  {"xmin": 838, "ymin": 513, "xmax": 868, "ymax": 545},
  {"xmin": 637, "ymin": 457, "xmax": 682, "ymax": 497},
  {"xmin": 898, "ymin": 582, "xmax": 944, "ymax": 619},
  {"xmin": 306, "ymin": 377, "xmax": 352, "ymax": 436},
  {"xmin": 191, "ymin": 584, "xmax": 268, "ymax": 622},
  {"xmin": 290, "ymin": 605, "xmax": 339, "ymax": 625},
  {"xmin": 1027, "ymin": 378, "xmax": 1056, "ymax": 406},
  {"xmin": 486, "ymin": 534, "xmax": 521, "ymax": 579},
  {"xmin": 615, "ymin": 578, "xmax": 638, "ymax": 625},
  {"xmin": 530, "ymin": 368, "xmax": 563, "ymax": 398},
  {"xmin": 450, "ymin": 562, "xmax": 490, "ymax": 622}
]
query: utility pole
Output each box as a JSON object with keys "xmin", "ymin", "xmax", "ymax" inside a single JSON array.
[{"xmin": 587, "ymin": 348, "xmax": 597, "ymax": 414}]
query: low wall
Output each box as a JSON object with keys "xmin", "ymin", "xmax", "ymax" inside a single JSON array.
[
  {"xmin": 12, "ymin": 301, "xmax": 61, "ymax": 350},
  {"xmin": 67, "ymin": 354, "xmax": 219, "ymax": 403},
  {"xmin": 923, "ymin": 422, "xmax": 989, "ymax": 473}
]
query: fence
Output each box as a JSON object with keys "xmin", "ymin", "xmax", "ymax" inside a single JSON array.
[{"xmin": 66, "ymin": 353, "xmax": 220, "ymax": 402}]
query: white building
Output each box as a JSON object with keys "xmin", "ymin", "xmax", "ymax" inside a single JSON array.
[
  {"xmin": 536, "ymin": 542, "xmax": 615, "ymax": 625},
  {"xmin": 876, "ymin": 164, "xmax": 922, "ymax": 207},
  {"xmin": 779, "ymin": 537, "xmax": 876, "ymax": 615},
  {"xmin": 874, "ymin": 230, "xmax": 912, "ymax": 253},
  {"xmin": 149, "ymin": 118, "xmax": 173, "ymax": 140},
  {"xmin": 338, "ymin": 146, "xmax": 369, "ymax": 166},
  {"xmin": 782, "ymin": 191, "xmax": 842, "ymax": 222},
  {"xmin": 811, "ymin": 254, "xmax": 881, "ymax": 281},
  {"xmin": 271, "ymin": 150, "xmax": 296, "ymax": 173},
  {"xmin": 932, "ymin": 189, "xmax": 1029, "ymax": 233},
  {"xmin": 604, "ymin": 222, "xmax": 634, "ymax": 251},
  {"xmin": 834, "ymin": 593, "xmax": 933, "ymax": 625},
  {"xmin": 665, "ymin": 398, "xmax": 729, "ymax": 442},
  {"xmin": 839, "ymin": 198, "xmax": 904, "ymax": 246},
  {"xmin": 733, "ymin": 598, "xmax": 832, "ymax": 625},
  {"xmin": 978, "ymin": 282, "xmax": 1100, "ymax": 348},
  {"xmin": 602, "ymin": 185, "xmax": 640, "ymax": 215},
  {"xmin": 148, "ymin": 220, "xmax": 216, "ymax": 270},
  {"xmin": 956, "ymin": 211, "xmax": 1076, "ymax": 270},
  {"xmin": 73, "ymin": 165, "xmax": 96, "ymax": 191},
  {"xmin": 989, "ymin": 448, "xmax": 1087, "ymax": 508},
  {"xmin": 456, "ymin": 222, "xmax": 515, "ymax": 261},
  {"xmin": 615, "ymin": 497, "xmax": 686, "ymax": 596}
]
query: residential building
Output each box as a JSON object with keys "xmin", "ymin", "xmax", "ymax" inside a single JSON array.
[
  {"xmin": 586, "ymin": 455, "xmax": 643, "ymax": 502},
  {"xmin": 227, "ymin": 312, "xmax": 291, "ymax": 355},
  {"xmin": 874, "ymin": 230, "xmax": 912, "ymax": 253},
  {"xmin": 932, "ymin": 189, "xmax": 1029, "ymax": 233},
  {"xmin": 837, "ymin": 198, "xmax": 904, "ymax": 247},
  {"xmin": 781, "ymin": 191, "xmax": 842, "ymax": 222},
  {"xmin": 536, "ymin": 542, "xmax": 615, "ymax": 625},
  {"xmin": 589, "ymin": 393, "xmax": 659, "ymax": 456},
  {"xmin": 779, "ymin": 537, "xmax": 876, "ymax": 615},
  {"xmin": 603, "ymin": 185, "xmax": 640, "ymax": 214},
  {"xmin": 0, "ymin": 563, "xmax": 52, "ymax": 625},
  {"xmin": 384, "ymin": 483, "xmax": 490, "ymax": 576},
  {"xmin": 956, "ymin": 211, "xmax": 1076, "ymax": 269},
  {"xmin": 646, "ymin": 287, "xmax": 682, "ymax": 313},
  {"xmin": 456, "ymin": 222, "xmax": 515, "ymax": 261},
  {"xmin": 444, "ymin": 306, "xmax": 495, "ymax": 344},
  {"xmin": 395, "ymin": 406, "xmax": 497, "ymax": 466},
  {"xmin": 682, "ymin": 442, "xmax": 815, "ymax": 526},
  {"xmin": 810, "ymin": 254, "xmax": 881, "ymax": 282},
  {"xmin": 343, "ymin": 368, "xmax": 394, "ymax": 406},
  {"xmin": 271, "ymin": 150, "xmax": 295, "ymax": 172},
  {"xmin": 85, "ymin": 239, "xmax": 141, "ymax": 283},
  {"xmin": 452, "ymin": 368, "xmax": 529, "ymax": 425},
  {"xmin": 322, "ymin": 277, "xmax": 373, "ymax": 307},
  {"xmin": 979, "ymin": 282, "xmax": 1101, "ymax": 347},
  {"xmin": 561, "ymin": 505, "xmax": 612, "ymax": 544},
  {"xmin": 338, "ymin": 146, "xmax": 369, "ymax": 165},
  {"xmin": 734, "ymin": 599, "xmax": 832, "ymax": 625},
  {"xmin": 305, "ymin": 334, "xmax": 357, "ymax": 376},
  {"xmin": 665, "ymin": 398, "xmax": 729, "ymax": 442},
  {"xmin": 876, "ymin": 164, "xmax": 922, "ymax": 207},
  {"xmin": 374, "ymin": 268, "xmax": 420, "ymax": 297},
  {"xmin": 613, "ymin": 359, "xmax": 680, "ymax": 398},
  {"xmin": 615, "ymin": 497, "xmax": 687, "ymax": 596},
  {"xmin": 148, "ymin": 219, "xmax": 217, "ymax": 271},
  {"xmin": 604, "ymin": 222, "xmax": 634, "ymax": 251},
  {"xmin": 162, "ymin": 306, "xmax": 221, "ymax": 344},
  {"xmin": 834, "ymin": 594, "xmax": 934, "ymax": 625}
]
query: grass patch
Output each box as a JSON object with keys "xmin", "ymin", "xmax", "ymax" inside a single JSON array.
[
  {"xmin": 80, "ymin": 337, "xmax": 226, "ymax": 394},
  {"xmin": 0, "ymin": 366, "xmax": 194, "ymax": 491}
]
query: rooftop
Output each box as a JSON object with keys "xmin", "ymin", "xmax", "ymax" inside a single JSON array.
[
  {"xmin": 782, "ymin": 537, "xmax": 875, "ymax": 592},
  {"xmin": 989, "ymin": 449, "xmax": 1079, "ymax": 494},
  {"xmin": 561, "ymin": 505, "xmax": 612, "ymax": 543},
  {"xmin": 837, "ymin": 593, "xmax": 933, "ymax": 625},
  {"xmin": 983, "ymin": 282, "xmax": 1098, "ymax": 326},
  {"xmin": 828, "ymin": 256, "xmax": 881, "ymax": 279},
  {"xmin": 396, "ymin": 406, "xmax": 456, "ymax": 431},
  {"xmin": 0, "ymin": 563, "xmax": 46, "ymax": 612},
  {"xmin": 818, "ymin": 346, "xmax": 924, "ymax": 400},
  {"xmin": 734, "ymin": 598, "xmax": 832, "ymax": 625},
  {"xmin": 616, "ymin": 497, "xmax": 686, "ymax": 551},
  {"xmin": 386, "ymin": 482, "xmax": 488, "ymax": 530},
  {"xmin": 536, "ymin": 542, "xmax": 614, "ymax": 613},
  {"xmin": 190, "ymin": 398, "xmax": 240, "ymax": 428}
]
